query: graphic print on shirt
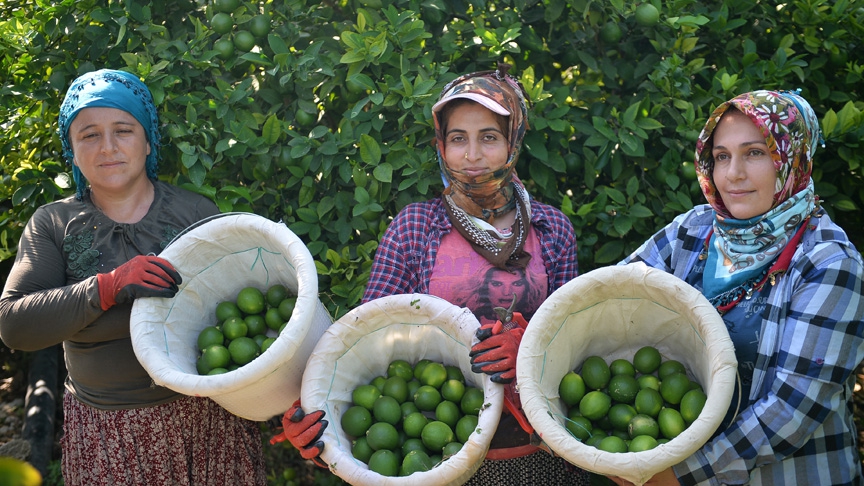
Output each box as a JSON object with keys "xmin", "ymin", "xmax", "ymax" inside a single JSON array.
[{"xmin": 429, "ymin": 226, "xmax": 548, "ymax": 325}]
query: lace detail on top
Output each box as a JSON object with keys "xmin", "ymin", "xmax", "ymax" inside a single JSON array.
[{"xmin": 63, "ymin": 229, "xmax": 100, "ymax": 278}]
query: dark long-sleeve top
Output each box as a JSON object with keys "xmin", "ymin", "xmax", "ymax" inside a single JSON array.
[{"xmin": 0, "ymin": 181, "xmax": 219, "ymax": 409}]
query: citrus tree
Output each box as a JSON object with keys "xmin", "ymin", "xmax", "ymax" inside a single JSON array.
[{"xmin": 2, "ymin": 0, "xmax": 863, "ymax": 321}]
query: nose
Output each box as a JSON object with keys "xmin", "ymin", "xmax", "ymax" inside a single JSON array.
[
  {"xmin": 465, "ymin": 140, "xmax": 482, "ymax": 162},
  {"xmin": 100, "ymin": 132, "xmax": 119, "ymax": 154},
  {"xmin": 724, "ymin": 156, "xmax": 746, "ymax": 181}
]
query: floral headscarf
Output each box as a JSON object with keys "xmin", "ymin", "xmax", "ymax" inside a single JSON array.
[
  {"xmin": 695, "ymin": 89, "xmax": 821, "ymax": 218},
  {"xmin": 432, "ymin": 62, "xmax": 530, "ymax": 222},
  {"xmin": 694, "ymin": 90, "xmax": 822, "ymax": 306},
  {"xmin": 59, "ymin": 69, "xmax": 161, "ymax": 200}
]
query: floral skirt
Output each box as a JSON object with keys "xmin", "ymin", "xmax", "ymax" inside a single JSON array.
[{"xmin": 61, "ymin": 393, "xmax": 266, "ymax": 486}]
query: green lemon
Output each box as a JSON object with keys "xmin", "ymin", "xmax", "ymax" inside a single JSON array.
[
  {"xmin": 637, "ymin": 374, "xmax": 661, "ymax": 391},
  {"xmin": 657, "ymin": 359, "xmax": 687, "ymax": 379},
  {"xmin": 413, "ymin": 359, "xmax": 432, "ymax": 380},
  {"xmin": 435, "ymin": 400, "xmax": 462, "ymax": 429},
  {"xmin": 370, "ymin": 375, "xmax": 387, "ymax": 392},
  {"xmin": 244, "ymin": 314, "xmax": 267, "ymax": 337},
  {"xmin": 197, "ymin": 326, "xmax": 224, "ymax": 351},
  {"xmin": 565, "ymin": 409, "xmax": 593, "ymax": 441},
  {"xmin": 579, "ymin": 390, "xmax": 612, "ymax": 421},
  {"xmin": 401, "ymin": 401, "xmax": 420, "ymax": 419},
  {"xmin": 221, "ymin": 316, "xmax": 247, "ymax": 340},
  {"xmin": 213, "ymin": 0, "xmax": 239, "ymax": 13},
  {"xmin": 419, "ymin": 361, "xmax": 448, "ymax": 388},
  {"xmin": 403, "ymin": 412, "xmax": 429, "ymax": 438},
  {"xmin": 585, "ymin": 433, "xmax": 605, "ymax": 448},
  {"xmin": 341, "ymin": 405, "xmax": 373, "ymax": 437},
  {"xmin": 421, "ymin": 421, "xmax": 454, "ymax": 452},
  {"xmin": 580, "ymin": 356, "xmax": 611, "ymax": 390},
  {"xmin": 413, "ymin": 385, "xmax": 442, "ymax": 412},
  {"xmin": 265, "ymin": 284, "xmax": 289, "ymax": 308},
  {"xmin": 277, "ymin": 296, "xmax": 296, "ymax": 321},
  {"xmin": 232, "ymin": 30, "xmax": 255, "ymax": 52},
  {"xmin": 455, "ymin": 414, "xmax": 478, "ymax": 443},
  {"xmin": 659, "ymin": 372, "xmax": 691, "ymax": 406},
  {"xmin": 597, "ymin": 435, "xmax": 628, "ymax": 453},
  {"xmin": 680, "ymin": 389, "xmax": 708, "ymax": 425},
  {"xmin": 367, "ymin": 449, "xmax": 399, "ymax": 477},
  {"xmin": 215, "ymin": 300, "xmax": 242, "ymax": 323},
  {"xmin": 249, "ymin": 14, "xmax": 271, "ymax": 38},
  {"xmin": 607, "ymin": 403, "xmax": 638, "ymax": 433},
  {"xmin": 559, "ymin": 371, "xmax": 586, "ymax": 407},
  {"xmin": 228, "ymin": 336, "xmax": 259, "ymax": 365},
  {"xmin": 658, "ymin": 407, "xmax": 687, "ymax": 440},
  {"xmin": 628, "ymin": 414, "xmax": 659, "ymax": 439},
  {"xmin": 610, "ymin": 359, "xmax": 636, "ymax": 377},
  {"xmin": 366, "ymin": 422, "xmax": 399, "ymax": 451},
  {"xmin": 445, "ymin": 365, "xmax": 465, "ymax": 382},
  {"xmin": 372, "ymin": 395, "xmax": 402, "ymax": 426},
  {"xmin": 400, "ymin": 449, "xmax": 434, "ymax": 476},
  {"xmin": 260, "ymin": 337, "xmax": 276, "ymax": 353},
  {"xmin": 634, "ymin": 3, "xmax": 660, "ymax": 27},
  {"xmin": 352, "ymin": 384, "xmax": 382, "ymax": 410},
  {"xmin": 381, "ymin": 375, "xmax": 409, "ymax": 404},
  {"xmin": 236, "ymin": 287, "xmax": 265, "ymax": 315},
  {"xmin": 401, "ymin": 437, "xmax": 428, "ymax": 456},
  {"xmin": 264, "ymin": 307, "xmax": 284, "ymax": 331},
  {"xmin": 441, "ymin": 379, "xmax": 466, "ymax": 403},
  {"xmin": 628, "ymin": 435, "xmax": 659, "ymax": 452},
  {"xmin": 633, "ymin": 346, "xmax": 662, "ymax": 374},
  {"xmin": 387, "ymin": 359, "xmax": 414, "ymax": 381},
  {"xmin": 634, "ymin": 388, "xmax": 663, "ymax": 418},
  {"xmin": 608, "ymin": 374, "xmax": 639, "ymax": 404},
  {"xmin": 207, "ymin": 367, "xmax": 228, "ymax": 375},
  {"xmin": 599, "ymin": 21, "xmax": 623, "ymax": 43},
  {"xmin": 352, "ymin": 436, "xmax": 374, "ymax": 463},
  {"xmin": 210, "ymin": 12, "xmax": 233, "ymax": 35},
  {"xmin": 460, "ymin": 386, "xmax": 484, "ymax": 416},
  {"xmin": 443, "ymin": 441, "xmax": 462, "ymax": 458},
  {"xmin": 200, "ymin": 344, "xmax": 231, "ymax": 372}
]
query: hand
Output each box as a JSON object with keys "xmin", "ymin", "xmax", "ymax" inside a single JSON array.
[
  {"xmin": 270, "ymin": 400, "xmax": 328, "ymax": 468},
  {"xmin": 96, "ymin": 255, "xmax": 182, "ymax": 310},
  {"xmin": 469, "ymin": 319, "xmax": 525, "ymax": 384}
]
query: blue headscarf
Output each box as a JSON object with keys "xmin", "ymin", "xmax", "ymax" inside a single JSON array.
[{"xmin": 58, "ymin": 69, "xmax": 160, "ymax": 200}]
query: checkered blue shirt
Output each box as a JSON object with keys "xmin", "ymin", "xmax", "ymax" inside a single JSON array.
[
  {"xmin": 362, "ymin": 196, "xmax": 578, "ymax": 303},
  {"xmin": 622, "ymin": 204, "xmax": 864, "ymax": 485}
]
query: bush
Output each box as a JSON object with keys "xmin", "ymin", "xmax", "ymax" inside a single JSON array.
[{"xmin": 1, "ymin": 0, "xmax": 863, "ymax": 319}]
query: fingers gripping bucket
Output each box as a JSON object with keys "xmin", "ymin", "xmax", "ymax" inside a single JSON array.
[
  {"xmin": 130, "ymin": 213, "xmax": 333, "ymax": 421},
  {"xmin": 301, "ymin": 294, "xmax": 505, "ymax": 486},
  {"xmin": 517, "ymin": 263, "xmax": 737, "ymax": 486}
]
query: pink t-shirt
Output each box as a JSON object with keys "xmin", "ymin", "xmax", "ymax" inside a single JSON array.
[{"xmin": 429, "ymin": 226, "xmax": 548, "ymax": 325}]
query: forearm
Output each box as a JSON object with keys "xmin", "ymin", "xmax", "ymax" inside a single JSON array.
[{"xmin": 0, "ymin": 277, "xmax": 103, "ymax": 351}]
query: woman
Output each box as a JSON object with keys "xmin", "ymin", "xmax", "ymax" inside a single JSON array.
[
  {"xmin": 614, "ymin": 90, "xmax": 864, "ymax": 485},
  {"xmin": 280, "ymin": 63, "xmax": 586, "ymax": 484},
  {"xmin": 0, "ymin": 69, "xmax": 266, "ymax": 485}
]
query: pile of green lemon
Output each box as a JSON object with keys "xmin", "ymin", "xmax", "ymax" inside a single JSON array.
[
  {"xmin": 340, "ymin": 359, "xmax": 486, "ymax": 477},
  {"xmin": 558, "ymin": 345, "xmax": 707, "ymax": 453},
  {"xmin": 195, "ymin": 284, "xmax": 296, "ymax": 375}
]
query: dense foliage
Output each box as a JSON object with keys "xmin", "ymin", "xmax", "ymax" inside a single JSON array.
[{"xmin": 2, "ymin": 0, "xmax": 863, "ymax": 321}]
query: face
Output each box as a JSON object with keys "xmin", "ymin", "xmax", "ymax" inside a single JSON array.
[
  {"xmin": 69, "ymin": 107, "xmax": 151, "ymax": 194},
  {"xmin": 487, "ymin": 269, "xmax": 527, "ymax": 309},
  {"xmin": 711, "ymin": 110, "xmax": 777, "ymax": 219},
  {"xmin": 441, "ymin": 102, "xmax": 509, "ymax": 178}
]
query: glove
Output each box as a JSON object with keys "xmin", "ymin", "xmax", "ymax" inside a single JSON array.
[
  {"xmin": 468, "ymin": 311, "xmax": 528, "ymax": 384},
  {"xmin": 96, "ymin": 255, "xmax": 182, "ymax": 311},
  {"xmin": 270, "ymin": 400, "xmax": 328, "ymax": 468}
]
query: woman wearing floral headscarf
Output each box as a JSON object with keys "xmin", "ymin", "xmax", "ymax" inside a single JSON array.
[
  {"xmin": 0, "ymin": 69, "xmax": 266, "ymax": 485},
  {"xmin": 277, "ymin": 63, "xmax": 586, "ymax": 484},
  {"xmin": 615, "ymin": 90, "xmax": 864, "ymax": 485}
]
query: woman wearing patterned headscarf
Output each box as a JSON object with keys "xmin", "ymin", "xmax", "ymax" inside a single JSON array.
[
  {"xmin": 616, "ymin": 90, "xmax": 864, "ymax": 485},
  {"xmin": 0, "ymin": 69, "xmax": 266, "ymax": 485},
  {"xmin": 276, "ymin": 63, "xmax": 585, "ymax": 484}
]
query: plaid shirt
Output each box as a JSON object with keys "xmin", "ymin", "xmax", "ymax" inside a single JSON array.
[
  {"xmin": 362, "ymin": 196, "xmax": 578, "ymax": 303},
  {"xmin": 622, "ymin": 204, "xmax": 864, "ymax": 485}
]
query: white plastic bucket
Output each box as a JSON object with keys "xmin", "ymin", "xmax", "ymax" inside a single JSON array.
[
  {"xmin": 130, "ymin": 213, "xmax": 332, "ymax": 421},
  {"xmin": 301, "ymin": 293, "xmax": 505, "ymax": 486},
  {"xmin": 517, "ymin": 263, "xmax": 737, "ymax": 485}
]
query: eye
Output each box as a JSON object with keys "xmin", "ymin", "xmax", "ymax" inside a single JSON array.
[
  {"xmin": 713, "ymin": 152, "xmax": 729, "ymax": 162},
  {"xmin": 747, "ymin": 148, "xmax": 765, "ymax": 157}
]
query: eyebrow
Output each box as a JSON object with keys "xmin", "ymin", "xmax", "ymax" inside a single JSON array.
[
  {"xmin": 74, "ymin": 120, "xmax": 137, "ymax": 133},
  {"xmin": 712, "ymin": 140, "xmax": 767, "ymax": 150},
  {"xmin": 446, "ymin": 126, "xmax": 504, "ymax": 136}
]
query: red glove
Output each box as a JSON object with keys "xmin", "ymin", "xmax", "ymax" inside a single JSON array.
[
  {"xmin": 96, "ymin": 255, "xmax": 182, "ymax": 311},
  {"xmin": 270, "ymin": 400, "xmax": 328, "ymax": 468},
  {"xmin": 468, "ymin": 312, "xmax": 528, "ymax": 384}
]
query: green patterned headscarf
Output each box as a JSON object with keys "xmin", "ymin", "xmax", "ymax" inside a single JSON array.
[{"xmin": 59, "ymin": 69, "xmax": 161, "ymax": 200}]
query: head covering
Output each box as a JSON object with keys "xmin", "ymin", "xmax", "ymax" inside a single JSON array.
[
  {"xmin": 693, "ymin": 90, "xmax": 821, "ymax": 309},
  {"xmin": 694, "ymin": 89, "xmax": 821, "ymax": 219},
  {"xmin": 59, "ymin": 69, "xmax": 161, "ymax": 200},
  {"xmin": 432, "ymin": 62, "xmax": 530, "ymax": 222},
  {"xmin": 432, "ymin": 63, "xmax": 534, "ymax": 270}
]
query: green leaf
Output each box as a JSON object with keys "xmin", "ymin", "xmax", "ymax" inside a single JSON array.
[
  {"xmin": 359, "ymin": 134, "xmax": 381, "ymax": 165},
  {"xmin": 372, "ymin": 163, "xmax": 392, "ymax": 183},
  {"xmin": 262, "ymin": 115, "xmax": 280, "ymax": 145},
  {"xmin": 594, "ymin": 240, "xmax": 625, "ymax": 264}
]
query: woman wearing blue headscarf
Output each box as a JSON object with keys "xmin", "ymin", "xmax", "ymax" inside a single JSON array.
[
  {"xmin": 0, "ymin": 69, "xmax": 266, "ymax": 485},
  {"xmin": 613, "ymin": 90, "xmax": 864, "ymax": 485}
]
